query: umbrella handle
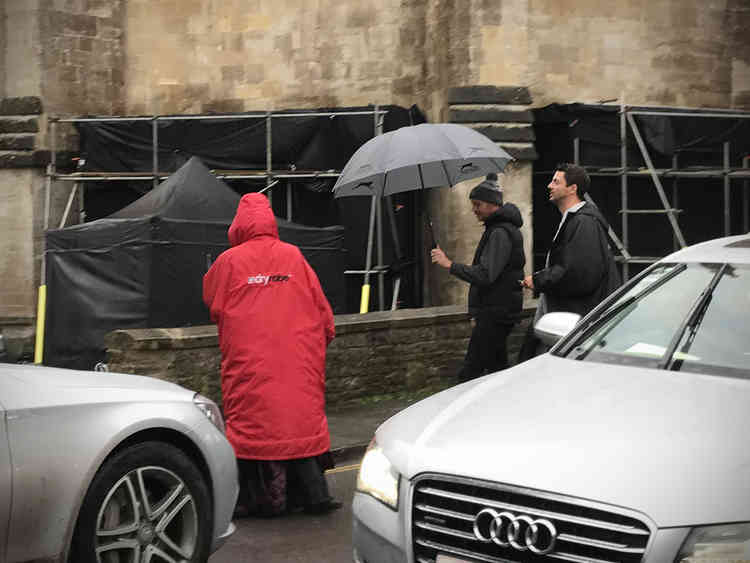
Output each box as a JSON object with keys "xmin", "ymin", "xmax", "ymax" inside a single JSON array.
[{"xmin": 426, "ymin": 217, "xmax": 438, "ymax": 249}]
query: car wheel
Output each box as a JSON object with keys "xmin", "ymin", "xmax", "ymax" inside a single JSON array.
[{"xmin": 70, "ymin": 441, "xmax": 212, "ymax": 563}]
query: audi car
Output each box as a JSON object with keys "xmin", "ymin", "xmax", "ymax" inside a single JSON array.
[
  {"xmin": 0, "ymin": 362, "xmax": 238, "ymax": 562},
  {"xmin": 353, "ymin": 233, "xmax": 750, "ymax": 563}
]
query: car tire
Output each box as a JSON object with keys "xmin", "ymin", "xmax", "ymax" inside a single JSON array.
[{"xmin": 69, "ymin": 441, "xmax": 212, "ymax": 563}]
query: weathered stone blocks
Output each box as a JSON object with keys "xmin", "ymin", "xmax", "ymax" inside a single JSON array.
[
  {"xmin": 448, "ymin": 86, "xmax": 533, "ymax": 106},
  {"xmin": 0, "ymin": 98, "xmax": 43, "ymax": 116}
]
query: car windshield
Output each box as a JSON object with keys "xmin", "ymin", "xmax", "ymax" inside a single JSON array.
[{"xmin": 559, "ymin": 262, "xmax": 750, "ymax": 378}]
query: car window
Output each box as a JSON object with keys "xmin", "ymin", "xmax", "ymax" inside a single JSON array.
[
  {"xmin": 670, "ymin": 264, "xmax": 750, "ymax": 377},
  {"xmin": 563, "ymin": 263, "xmax": 717, "ymax": 368}
]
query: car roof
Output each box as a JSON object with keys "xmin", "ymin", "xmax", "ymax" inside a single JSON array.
[{"xmin": 660, "ymin": 234, "xmax": 750, "ymax": 264}]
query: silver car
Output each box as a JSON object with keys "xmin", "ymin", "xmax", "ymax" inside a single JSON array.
[
  {"xmin": 353, "ymin": 233, "xmax": 750, "ymax": 563},
  {"xmin": 0, "ymin": 363, "xmax": 238, "ymax": 562}
]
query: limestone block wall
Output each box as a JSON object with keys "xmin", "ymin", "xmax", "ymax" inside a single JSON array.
[
  {"xmin": 477, "ymin": 0, "xmax": 750, "ymax": 109},
  {"xmin": 104, "ymin": 306, "xmax": 535, "ymax": 409},
  {"xmin": 3, "ymin": 1, "xmax": 42, "ymax": 100},
  {"xmin": 38, "ymin": 0, "xmax": 126, "ymax": 120},
  {"xmin": 123, "ymin": 0, "xmax": 429, "ymax": 116}
]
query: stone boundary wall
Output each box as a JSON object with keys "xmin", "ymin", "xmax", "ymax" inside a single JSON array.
[{"xmin": 104, "ymin": 305, "xmax": 534, "ymax": 409}]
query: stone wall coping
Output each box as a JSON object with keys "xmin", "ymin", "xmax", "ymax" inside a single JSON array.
[
  {"xmin": 333, "ymin": 305, "xmax": 469, "ymax": 334},
  {"xmin": 105, "ymin": 306, "xmax": 472, "ymax": 351},
  {"xmin": 105, "ymin": 326, "xmax": 220, "ymax": 351},
  {"xmin": 104, "ymin": 304, "xmax": 537, "ymax": 351}
]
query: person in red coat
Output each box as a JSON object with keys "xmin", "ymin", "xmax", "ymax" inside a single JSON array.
[{"xmin": 203, "ymin": 192, "xmax": 340, "ymax": 516}]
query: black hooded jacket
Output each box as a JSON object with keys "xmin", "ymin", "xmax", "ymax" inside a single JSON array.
[
  {"xmin": 532, "ymin": 202, "xmax": 621, "ymax": 317},
  {"xmin": 450, "ymin": 203, "xmax": 525, "ymax": 321}
]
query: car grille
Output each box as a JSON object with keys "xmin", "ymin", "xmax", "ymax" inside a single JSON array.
[{"xmin": 411, "ymin": 475, "xmax": 652, "ymax": 563}]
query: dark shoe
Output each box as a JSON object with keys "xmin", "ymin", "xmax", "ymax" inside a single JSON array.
[
  {"xmin": 232, "ymin": 504, "xmax": 250, "ymax": 519},
  {"xmin": 304, "ymin": 499, "xmax": 344, "ymax": 514}
]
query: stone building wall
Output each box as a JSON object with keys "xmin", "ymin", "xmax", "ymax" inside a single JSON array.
[
  {"xmin": 104, "ymin": 305, "xmax": 534, "ymax": 408},
  {"xmin": 3, "ymin": 1, "xmax": 42, "ymax": 100},
  {"xmin": 39, "ymin": 0, "xmax": 126, "ymax": 118},
  {"xmin": 116, "ymin": 1, "xmax": 750, "ymax": 116},
  {"xmin": 123, "ymin": 0, "xmax": 438, "ymax": 117},
  {"xmin": 478, "ymin": 0, "xmax": 750, "ymax": 110},
  {"xmin": 2, "ymin": 0, "xmax": 749, "ymax": 357}
]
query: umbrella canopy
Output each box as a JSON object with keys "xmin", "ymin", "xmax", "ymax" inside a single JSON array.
[{"xmin": 332, "ymin": 123, "xmax": 513, "ymax": 198}]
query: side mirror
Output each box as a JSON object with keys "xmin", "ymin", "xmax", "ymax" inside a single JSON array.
[{"xmin": 534, "ymin": 312, "xmax": 581, "ymax": 347}]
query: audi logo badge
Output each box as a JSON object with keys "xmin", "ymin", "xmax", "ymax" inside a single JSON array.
[{"xmin": 473, "ymin": 508, "xmax": 558, "ymax": 555}]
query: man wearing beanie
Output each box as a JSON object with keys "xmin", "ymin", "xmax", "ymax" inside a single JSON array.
[{"xmin": 431, "ymin": 173, "xmax": 525, "ymax": 382}]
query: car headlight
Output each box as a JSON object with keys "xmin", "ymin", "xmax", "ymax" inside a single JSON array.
[
  {"xmin": 356, "ymin": 438, "xmax": 400, "ymax": 510},
  {"xmin": 676, "ymin": 523, "xmax": 750, "ymax": 562},
  {"xmin": 193, "ymin": 393, "xmax": 226, "ymax": 434}
]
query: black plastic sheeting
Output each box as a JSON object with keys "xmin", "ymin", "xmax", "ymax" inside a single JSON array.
[
  {"xmin": 533, "ymin": 103, "xmax": 750, "ymax": 170},
  {"xmin": 73, "ymin": 104, "xmax": 427, "ymax": 317},
  {"xmin": 75, "ymin": 105, "xmax": 426, "ymax": 174},
  {"xmin": 531, "ymin": 103, "xmax": 750, "ymax": 272},
  {"xmin": 45, "ymin": 158, "xmax": 346, "ymax": 370}
]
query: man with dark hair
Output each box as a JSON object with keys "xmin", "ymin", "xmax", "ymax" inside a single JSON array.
[
  {"xmin": 519, "ymin": 163, "xmax": 620, "ymax": 360},
  {"xmin": 431, "ymin": 173, "xmax": 525, "ymax": 382}
]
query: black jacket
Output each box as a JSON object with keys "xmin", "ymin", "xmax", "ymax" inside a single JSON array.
[
  {"xmin": 533, "ymin": 203, "xmax": 620, "ymax": 317},
  {"xmin": 450, "ymin": 203, "xmax": 525, "ymax": 321}
]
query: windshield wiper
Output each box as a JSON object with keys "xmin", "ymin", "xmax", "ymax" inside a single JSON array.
[{"xmin": 662, "ymin": 263, "xmax": 728, "ymax": 371}]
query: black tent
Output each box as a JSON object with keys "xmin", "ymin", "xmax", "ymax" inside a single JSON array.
[{"xmin": 44, "ymin": 157, "xmax": 345, "ymax": 370}]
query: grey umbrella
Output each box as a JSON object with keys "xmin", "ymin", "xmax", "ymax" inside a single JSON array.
[
  {"xmin": 332, "ymin": 123, "xmax": 513, "ymax": 197},
  {"xmin": 332, "ymin": 123, "xmax": 513, "ymax": 313}
]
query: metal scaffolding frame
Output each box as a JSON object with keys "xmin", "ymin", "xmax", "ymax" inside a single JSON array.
[
  {"xmin": 43, "ymin": 107, "xmax": 402, "ymax": 314},
  {"xmin": 536, "ymin": 103, "xmax": 750, "ymax": 281}
]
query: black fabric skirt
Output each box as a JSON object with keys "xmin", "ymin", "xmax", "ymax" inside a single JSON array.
[{"xmin": 236, "ymin": 452, "xmax": 335, "ymax": 517}]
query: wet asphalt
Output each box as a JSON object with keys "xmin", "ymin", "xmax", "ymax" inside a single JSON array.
[{"xmin": 209, "ymin": 454, "xmax": 361, "ymax": 563}]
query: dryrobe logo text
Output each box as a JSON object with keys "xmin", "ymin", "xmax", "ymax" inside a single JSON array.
[{"xmin": 247, "ymin": 274, "xmax": 291, "ymax": 286}]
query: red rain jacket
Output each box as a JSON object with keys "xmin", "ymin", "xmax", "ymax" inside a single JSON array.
[{"xmin": 203, "ymin": 193, "xmax": 335, "ymax": 460}]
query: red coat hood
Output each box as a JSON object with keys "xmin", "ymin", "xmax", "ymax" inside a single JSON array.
[{"xmin": 228, "ymin": 193, "xmax": 279, "ymax": 246}]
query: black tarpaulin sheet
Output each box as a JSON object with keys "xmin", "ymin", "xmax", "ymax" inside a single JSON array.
[
  {"xmin": 533, "ymin": 103, "xmax": 750, "ymax": 170},
  {"xmin": 44, "ymin": 157, "xmax": 346, "ymax": 370},
  {"xmin": 76, "ymin": 105, "xmax": 426, "ymax": 174},
  {"xmin": 74, "ymin": 105, "xmax": 426, "ymax": 314},
  {"xmin": 531, "ymin": 103, "xmax": 750, "ymax": 271}
]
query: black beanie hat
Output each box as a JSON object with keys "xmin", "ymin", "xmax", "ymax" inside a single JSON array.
[{"xmin": 469, "ymin": 173, "xmax": 503, "ymax": 205}]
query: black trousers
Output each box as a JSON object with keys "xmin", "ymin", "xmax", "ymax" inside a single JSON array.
[
  {"xmin": 237, "ymin": 453, "xmax": 334, "ymax": 516},
  {"xmin": 457, "ymin": 314, "xmax": 513, "ymax": 383}
]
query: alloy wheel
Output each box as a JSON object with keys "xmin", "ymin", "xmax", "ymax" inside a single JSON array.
[{"xmin": 94, "ymin": 465, "xmax": 198, "ymax": 563}]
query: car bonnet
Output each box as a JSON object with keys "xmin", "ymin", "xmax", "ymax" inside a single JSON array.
[
  {"xmin": 0, "ymin": 363, "xmax": 190, "ymax": 410},
  {"xmin": 377, "ymin": 354, "xmax": 750, "ymax": 528}
]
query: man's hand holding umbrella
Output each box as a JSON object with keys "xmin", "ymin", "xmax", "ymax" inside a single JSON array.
[{"xmin": 430, "ymin": 246, "xmax": 452, "ymax": 269}]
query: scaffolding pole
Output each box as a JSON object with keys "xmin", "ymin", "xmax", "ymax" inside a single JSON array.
[
  {"xmin": 620, "ymin": 102, "xmax": 629, "ymax": 281},
  {"xmin": 265, "ymin": 112, "xmax": 273, "ymax": 209},
  {"xmin": 152, "ymin": 118, "xmax": 159, "ymax": 189},
  {"xmin": 625, "ymin": 112, "xmax": 687, "ymax": 248},
  {"xmin": 41, "ymin": 105, "xmax": 401, "ymax": 318},
  {"xmin": 535, "ymin": 104, "xmax": 750, "ymax": 278},
  {"xmin": 724, "ymin": 142, "xmax": 731, "ymax": 237}
]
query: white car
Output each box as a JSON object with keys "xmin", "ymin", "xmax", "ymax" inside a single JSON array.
[
  {"xmin": 0, "ymin": 364, "xmax": 238, "ymax": 562},
  {"xmin": 353, "ymin": 234, "xmax": 750, "ymax": 563}
]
